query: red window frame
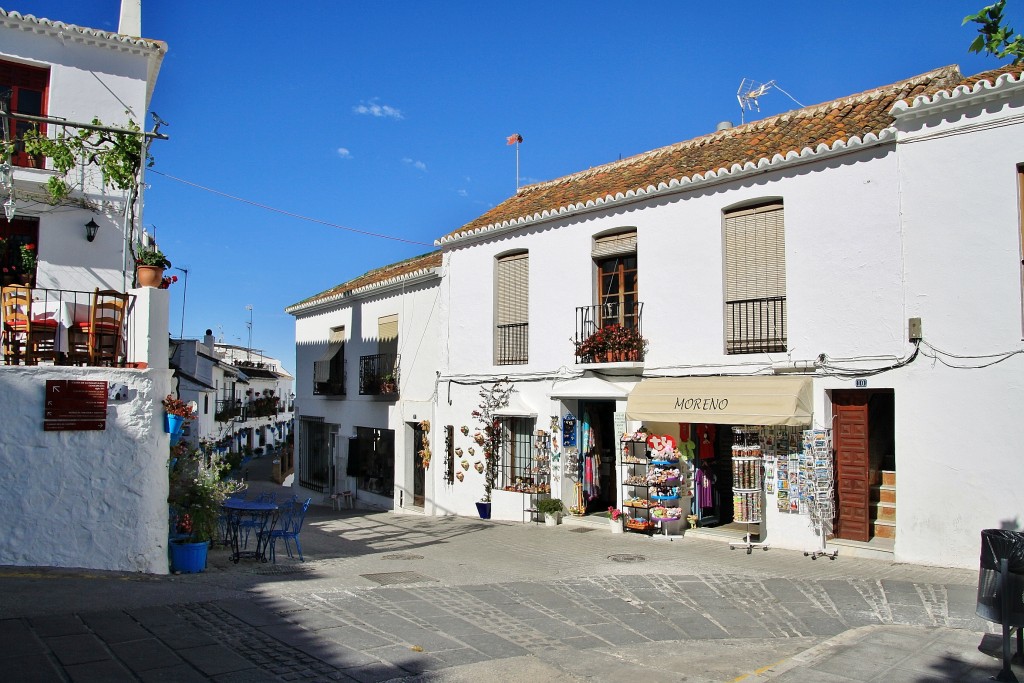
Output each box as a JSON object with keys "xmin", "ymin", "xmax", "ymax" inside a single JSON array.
[{"xmin": 0, "ymin": 59, "xmax": 50, "ymax": 168}]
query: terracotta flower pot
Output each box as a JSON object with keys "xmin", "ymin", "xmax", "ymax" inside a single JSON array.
[{"xmin": 136, "ymin": 265, "xmax": 164, "ymax": 288}]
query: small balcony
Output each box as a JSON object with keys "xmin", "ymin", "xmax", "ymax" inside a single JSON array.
[
  {"xmin": 725, "ymin": 296, "xmax": 786, "ymax": 354},
  {"xmin": 215, "ymin": 399, "xmax": 240, "ymax": 423},
  {"xmin": 1, "ymin": 286, "xmax": 137, "ymax": 367},
  {"xmin": 573, "ymin": 302, "xmax": 646, "ymax": 365},
  {"xmin": 496, "ymin": 322, "xmax": 528, "ymax": 365},
  {"xmin": 359, "ymin": 353, "xmax": 400, "ymax": 397}
]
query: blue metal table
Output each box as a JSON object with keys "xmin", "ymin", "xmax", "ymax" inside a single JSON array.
[{"xmin": 222, "ymin": 499, "xmax": 279, "ymax": 563}]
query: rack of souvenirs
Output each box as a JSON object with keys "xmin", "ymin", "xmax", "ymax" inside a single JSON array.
[
  {"xmin": 729, "ymin": 427, "xmax": 768, "ymax": 553},
  {"xmin": 620, "ymin": 433, "xmax": 693, "ymax": 535}
]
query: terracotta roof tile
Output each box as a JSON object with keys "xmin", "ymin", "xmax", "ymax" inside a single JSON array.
[
  {"xmin": 441, "ymin": 66, "xmax": 965, "ymax": 243},
  {"xmin": 287, "ymin": 251, "xmax": 441, "ymax": 311}
]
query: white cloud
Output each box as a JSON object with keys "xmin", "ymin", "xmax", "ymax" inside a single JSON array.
[
  {"xmin": 353, "ymin": 99, "xmax": 403, "ymax": 120},
  {"xmin": 457, "ymin": 189, "xmax": 468, "ymax": 197},
  {"xmin": 402, "ymin": 157, "xmax": 427, "ymax": 172},
  {"xmin": 336, "ymin": 147, "xmax": 352, "ymax": 158}
]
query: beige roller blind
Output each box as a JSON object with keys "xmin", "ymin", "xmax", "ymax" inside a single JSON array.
[
  {"xmin": 496, "ymin": 252, "xmax": 529, "ymax": 325},
  {"xmin": 592, "ymin": 230, "xmax": 637, "ymax": 259},
  {"xmin": 378, "ymin": 314, "xmax": 398, "ymax": 355},
  {"xmin": 724, "ymin": 204, "xmax": 785, "ymax": 301}
]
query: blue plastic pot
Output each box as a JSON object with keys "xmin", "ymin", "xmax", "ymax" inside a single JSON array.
[
  {"xmin": 165, "ymin": 414, "xmax": 185, "ymax": 445},
  {"xmin": 475, "ymin": 502, "xmax": 492, "ymax": 519},
  {"xmin": 169, "ymin": 540, "xmax": 208, "ymax": 573}
]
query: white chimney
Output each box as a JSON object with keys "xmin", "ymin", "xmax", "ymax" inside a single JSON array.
[{"xmin": 118, "ymin": 0, "xmax": 141, "ymax": 37}]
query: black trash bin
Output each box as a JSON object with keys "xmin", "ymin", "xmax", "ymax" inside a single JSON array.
[
  {"xmin": 977, "ymin": 529, "xmax": 1024, "ymax": 625},
  {"xmin": 977, "ymin": 529, "xmax": 1024, "ymax": 682}
]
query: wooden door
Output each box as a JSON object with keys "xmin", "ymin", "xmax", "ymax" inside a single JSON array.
[{"xmin": 833, "ymin": 392, "xmax": 870, "ymax": 542}]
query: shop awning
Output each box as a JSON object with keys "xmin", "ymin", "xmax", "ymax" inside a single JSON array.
[
  {"xmin": 493, "ymin": 392, "xmax": 537, "ymax": 417},
  {"xmin": 548, "ymin": 376, "xmax": 629, "ymax": 399},
  {"xmin": 625, "ymin": 376, "xmax": 812, "ymax": 426}
]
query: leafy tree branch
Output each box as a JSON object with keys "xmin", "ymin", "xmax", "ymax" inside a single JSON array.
[{"xmin": 965, "ymin": 0, "xmax": 1024, "ymax": 64}]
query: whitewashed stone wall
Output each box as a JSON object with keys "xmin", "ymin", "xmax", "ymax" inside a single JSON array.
[{"xmin": 0, "ymin": 365, "xmax": 173, "ymax": 573}]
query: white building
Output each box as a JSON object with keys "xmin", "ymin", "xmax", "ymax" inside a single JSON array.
[
  {"xmin": 427, "ymin": 63, "xmax": 1024, "ymax": 570},
  {"xmin": 0, "ymin": 5, "xmax": 175, "ymax": 573},
  {"xmin": 287, "ymin": 252, "xmax": 442, "ymax": 511}
]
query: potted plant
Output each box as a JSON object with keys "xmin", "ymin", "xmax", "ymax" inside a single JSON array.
[
  {"xmin": 168, "ymin": 444, "xmax": 241, "ymax": 573},
  {"xmin": 537, "ymin": 498, "xmax": 564, "ymax": 526},
  {"xmin": 135, "ymin": 244, "xmax": 171, "ymax": 288},
  {"xmin": 608, "ymin": 507, "xmax": 625, "ymax": 533},
  {"xmin": 574, "ymin": 326, "xmax": 609, "ymax": 362},
  {"xmin": 471, "ymin": 378, "xmax": 513, "ymax": 518},
  {"xmin": 380, "ymin": 372, "xmax": 397, "ymax": 394},
  {"xmin": 163, "ymin": 394, "xmax": 195, "ymax": 446}
]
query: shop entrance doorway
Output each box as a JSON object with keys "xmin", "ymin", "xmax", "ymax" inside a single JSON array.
[
  {"xmin": 579, "ymin": 400, "xmax": 617, "ymax": 514},
  {"xmin": 832, "ymin": 390, "xmax": 895, "ymax": 543}
]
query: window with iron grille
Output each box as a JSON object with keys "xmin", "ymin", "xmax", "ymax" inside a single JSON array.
[
  {"xmin": 495, "ymin": 251, "xmax": 529, "ymax": 365},
  {"xmin": 0, "ymin": 59, "xmax": 49, "ymax": 168},
  {"xmin": 594, "ymin": 231, "xmax": 638, "ymax": 329},
  {"xmin": 496, "ymin": 416, "xmax": 535, "ymax": 491},
  {"xmin": 723, "ymin": 202, "xmax": 787, "ymax": 354}
]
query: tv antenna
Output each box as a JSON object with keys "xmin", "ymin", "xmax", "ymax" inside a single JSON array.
[{"xmin": 736, "ymin": 79, "xmax": 805, "ymax": 123}]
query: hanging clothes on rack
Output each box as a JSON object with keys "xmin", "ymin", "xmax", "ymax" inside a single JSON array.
[
  {"xmin": 697, "ymin": 464, "xmax": 715, "ymax": 509},
  {"xmin": 697, "ymin": 424, "xmax": 716, "ymax": 461}
]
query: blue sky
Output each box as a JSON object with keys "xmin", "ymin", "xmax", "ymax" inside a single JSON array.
[{"xmin": 10, "ymin": 0, "xmax": 1024, "ymax": 372}]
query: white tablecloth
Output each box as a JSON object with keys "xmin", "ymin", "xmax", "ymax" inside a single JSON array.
[{"xmin": 31, "ymin": 299, "xmax": 90, "ymax": 354}]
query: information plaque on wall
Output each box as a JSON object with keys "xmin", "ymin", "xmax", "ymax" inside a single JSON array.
[{"xmin": 44, "ymin": 380, "xmax": 108, "ymax": 431}]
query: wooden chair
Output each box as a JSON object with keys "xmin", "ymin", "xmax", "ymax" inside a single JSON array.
[
  {"xmin": 1, "ymin": 284, "xmax": 58, "ymax": 365},
  {"xmin": 71, "ymin": 288, "xmax": 128, "ymax": 367}
]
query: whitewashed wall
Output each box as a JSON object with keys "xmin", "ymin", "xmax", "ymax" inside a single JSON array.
[
  {"xmin": 0, "ymin": 365, "xmax": 174, "ymax": 573},
  {"xmin": 891, "ymin": 81, "xmax": 1024, "ymax": 568}
]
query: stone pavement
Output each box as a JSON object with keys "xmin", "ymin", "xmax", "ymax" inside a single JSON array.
[{"xmin": 1, "ymin": 486, "xmax": 1020, "ymax": 682}]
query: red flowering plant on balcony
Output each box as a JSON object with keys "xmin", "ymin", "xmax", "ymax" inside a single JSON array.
[
  {"xmin": 162, "ymin": 394, "xmax": 197, "ymax": 420},
  {"xmin": 576, "ymin": 324, "xmax": 647, "ymax": 362},
  {"xmin": 158, "ymin": 274, "xmax": 178, "ymax": 289}
]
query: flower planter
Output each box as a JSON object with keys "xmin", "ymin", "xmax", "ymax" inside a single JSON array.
[
  {"xmin": 610, "ymin": 518, "xmax": 624, "ymax": 533},
  {"xmin": 169, "ymin": 540, "xmax": 208, "ymax": 573},
  {"xmin": 165, "ymin": 413, "xmax": 185, "ymax": 445},
  {"xmin": 136, "ymin": 265, "xmax": 165, "ymax": 288},
  {"xmin": 544, "ymin": 512, "xmax": 560, "ymax": 527},
  {"xmin": 475, "ymin": 502, "xmax": 492, "ymax": 519}
]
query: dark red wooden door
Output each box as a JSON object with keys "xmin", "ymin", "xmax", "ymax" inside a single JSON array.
[{"xmin": 834, "ymin": 392, "xmax": 870, "ymax": 542}]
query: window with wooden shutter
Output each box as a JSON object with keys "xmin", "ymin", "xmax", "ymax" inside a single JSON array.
[
  {"xmin": 723, "ymin": 203, "xmax": 787, "ymax": 354},
  {"xmin": 594, "ymin": 230, "xmax": 639, "ymax": 329},
  {"xmin": 313, "ymin": 327, "xmax": 345, "ymax": 395},
  {"xmin": 495, "ymin": 251, "xmax": 529, "ymax": 365},
  {"xmin": 0, "ymin": 59, "xmax": 49, "ymax": 168},
  {"xmin": 1019, "ymin": 165, "xmax": 1024, "ymax": 334}
]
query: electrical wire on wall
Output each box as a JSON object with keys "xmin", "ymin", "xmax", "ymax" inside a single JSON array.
[
  {"xmin": 815, "ymin": 342, "xmax": 920, "ymax": 379},
  {"xmin": 918, "ymin": 340, "xmax": 1024, "ymax": 369}
]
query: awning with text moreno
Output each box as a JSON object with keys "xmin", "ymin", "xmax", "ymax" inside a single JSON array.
[{"xmin": 625, "ymin": 376, "xmax": 812, "ymax": 426}]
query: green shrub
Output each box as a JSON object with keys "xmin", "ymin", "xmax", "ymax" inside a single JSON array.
[{"xmin": 537, "ymin": 498, "xmax": 564, "ymax": 515}]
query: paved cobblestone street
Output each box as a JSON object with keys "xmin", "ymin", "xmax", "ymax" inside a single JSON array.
[{"xmin": 1, "ymin": 504, "xmax": 1018, "ymax": 682}]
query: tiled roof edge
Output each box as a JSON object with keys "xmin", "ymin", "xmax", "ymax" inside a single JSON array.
[
  {"xmin": 285, "ymin": 265, "xmax": 441, "ymax": 314},
  {"xmin": 891, "ymin": 68, "xmax": 1024, "ymax": 117},
  {"xmin": 436, "ymin": 128, "xmax": 896, "ymax": 246},
  {"xmin": 0, "ymin": 9, "xmax": 167, "ymax": 53}
]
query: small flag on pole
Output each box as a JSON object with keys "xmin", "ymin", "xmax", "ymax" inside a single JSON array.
[{"xmin": 506, "ymin": 133, "xmax": 523, "ymax": 145}]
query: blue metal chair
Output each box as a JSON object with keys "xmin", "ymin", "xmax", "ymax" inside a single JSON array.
[{"xmin": 268, "ymin": 498, "xmax": 311, "ymax": 562}]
